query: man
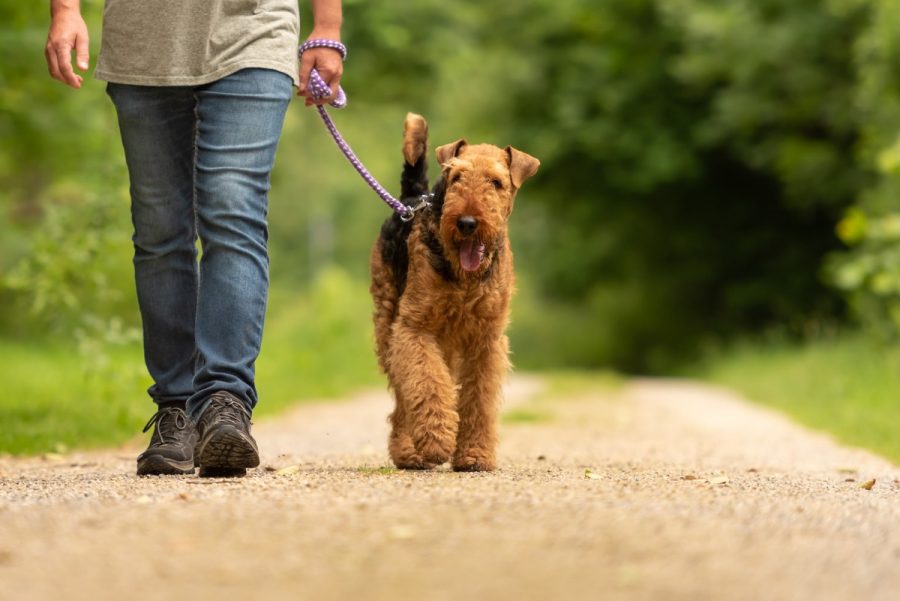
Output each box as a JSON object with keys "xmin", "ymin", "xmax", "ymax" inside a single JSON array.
[{"xmin": 45, "ymin": 0, "xmax": 344, "ymax": 476}]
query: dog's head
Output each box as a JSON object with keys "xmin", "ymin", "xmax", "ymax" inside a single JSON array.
[{"xmin": 433, "ymin": 140, "xmax": 539, "ymax": 276}]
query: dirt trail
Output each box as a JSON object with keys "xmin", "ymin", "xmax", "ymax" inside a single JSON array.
[{"xmin": 2, "ymin": 376, "xmax": 899, "ymax": 601}]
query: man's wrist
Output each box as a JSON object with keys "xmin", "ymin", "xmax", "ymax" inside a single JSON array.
[
  {"xmin": 50, "ymin": 0, "xmax": 81, "ymax": 17},
  {"xmin": 309, "ymin": 26, "xmax": 342, "ymax": 40}
]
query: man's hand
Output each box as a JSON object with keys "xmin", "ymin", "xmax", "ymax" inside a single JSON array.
[
  {"xmin": 46, "ymin": 3, "xmax": 90, "ymax": 89},
  {"xmin": 298, "ymin": 37, "xmax": 344, "ymax": 107},
  {"xmin": 298, "ymin": 0, "xmax": 343, "ymax": 106}
]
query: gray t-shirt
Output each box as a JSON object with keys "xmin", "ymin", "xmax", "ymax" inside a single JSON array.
[{"xmin": 95, "ymin": 0, "xmax": 300, "ymax": 86}]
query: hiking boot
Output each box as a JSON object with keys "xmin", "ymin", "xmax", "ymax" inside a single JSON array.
[
  {"xmin": 195, "ymin": 391, "xmax": 259, "ymax": 477},
  {"xmin": 136, "ymin": 405, "xmax": 198, "ymax": 476}
]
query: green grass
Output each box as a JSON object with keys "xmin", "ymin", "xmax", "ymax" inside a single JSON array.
[
  {"xmin": 0, "ymin": 267, "xmax": 381, "ymax": 455},
  {"xmin": 693, "ymin": 334, "xmax": 900, "ymax": 465},
  {"xmin": 502, "ymin": 370, "xmax": 622, "ymax": 425},
  {"xmin": 356, "ymin": 466, "xmax": 399, "ymax": 476},
  {"xmin": 502, "ymin": 408, "xmax": 555, "ymax": 424},
  {"xmin": 0, "ymin": 340, "xmax": 150, "ymax": 455}
]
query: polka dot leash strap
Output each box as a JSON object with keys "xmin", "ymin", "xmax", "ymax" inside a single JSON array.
[{"xmin": 299, "ymin": 40, "xmax": 431, "ymax": 222}]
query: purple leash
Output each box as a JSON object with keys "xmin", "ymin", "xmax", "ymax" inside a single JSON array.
[{"xmin": 300, "ymin": 40, "xmax": 431, "ymax": 222}]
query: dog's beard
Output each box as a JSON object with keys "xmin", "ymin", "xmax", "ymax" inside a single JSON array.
[{"xmin": 459, "ymin": 239, "xmax": 486, "ymax": 272}]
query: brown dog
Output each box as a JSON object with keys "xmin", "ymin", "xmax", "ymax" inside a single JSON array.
[{"xmin": 369, "ymin": 113, "xmax": 540, "ymax": 471}]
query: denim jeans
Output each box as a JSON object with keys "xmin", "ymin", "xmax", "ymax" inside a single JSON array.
[{"xmin": 107, "ymin": 68, "xmax": 293, "ymax": 419}]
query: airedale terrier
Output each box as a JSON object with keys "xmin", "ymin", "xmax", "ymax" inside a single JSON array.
[{"xmin": 369, "ymin": 113, "xmax": 540, "ymax": 471}]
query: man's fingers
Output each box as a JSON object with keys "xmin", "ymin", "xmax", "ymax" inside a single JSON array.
[
  {"xmin": 75, "ymin": 32, "xmax": 90, "ymax": 71},
  {"xmin": 45, "ymin": 43, "xmax": 62, "ymax": 81},
  {"xmin": 54, "ymin": 41, "xmax": 81, "ymax": 87},
  {"xmin": 298, "ymin": 53, "xmax": 316, "ymax": 94}
]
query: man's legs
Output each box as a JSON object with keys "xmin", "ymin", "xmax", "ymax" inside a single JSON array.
[{"xmin": 109, "ymin": 68, "xmax": 292, "ymax": 475}]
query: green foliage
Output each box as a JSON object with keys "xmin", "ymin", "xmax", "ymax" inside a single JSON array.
[
  {"xmin": 694, "ymin": 333, "xmax": 900, "ymax": 465},
  {"xmin": 256, "ymin": 267, "xmax": 381, "ymax": 416},
  {"xmin": 828, "ymin": 0, "xmax": 900, "ymax": 338}
]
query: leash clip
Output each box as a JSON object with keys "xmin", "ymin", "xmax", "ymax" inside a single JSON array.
[{"xmin": 401, "ymin": 193, "xmax": 433, "ymax": 222}]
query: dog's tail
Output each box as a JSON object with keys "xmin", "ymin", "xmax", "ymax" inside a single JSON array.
[{"xmin": 401, "ymin": 112, "xmax": 429, "ymax": 199}]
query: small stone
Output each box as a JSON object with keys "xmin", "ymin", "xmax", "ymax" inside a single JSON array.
[{"xmin": 274, "ymin": 465, "xmax": 301, "ymax": 476}]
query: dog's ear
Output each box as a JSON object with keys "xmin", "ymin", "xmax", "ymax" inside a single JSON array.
[
  {"xmin": 436, "ymin": 139, "xmax": 467, "ymax": 165},
  {"xmin": 505, "ymin": 146, "xmax": 540, "ymax": 189}
]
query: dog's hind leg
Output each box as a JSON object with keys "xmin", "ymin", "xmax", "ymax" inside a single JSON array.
[{"xmin": 452, "ymin": 334, "xmax": 510, "ymax": 472}]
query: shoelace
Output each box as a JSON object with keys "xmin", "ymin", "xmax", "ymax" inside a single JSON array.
[
  {"xmin": 208, "ymin": 395, "xmax": 252, "ymax": 428},
  {"xmin": 142, "ymin": 406, "xmax": 189, "ymax": 444}
]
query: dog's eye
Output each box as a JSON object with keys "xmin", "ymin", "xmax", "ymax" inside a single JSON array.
[
  {"xmin": 491, "ymin": 178, "xmax": 504, "ymax": 190},
  {"xmin": 450, "ymin": 173, "xmax": 462, "ymax": 185}
]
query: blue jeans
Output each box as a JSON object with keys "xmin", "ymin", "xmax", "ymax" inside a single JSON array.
[{"xmin": 107, "ymin": 68, "xmax": 293, "ymax": 419}]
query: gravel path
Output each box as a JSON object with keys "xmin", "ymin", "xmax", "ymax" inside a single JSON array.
[{"xmin": 2, "ymin": 376, "xmax": 899, "ymax": 601}]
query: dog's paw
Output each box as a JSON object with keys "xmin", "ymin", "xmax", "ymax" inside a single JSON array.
[
  {"xmin": 390, "ymin": 434, "xmax": 434, "ymax": 470},
  {"xmin": 392, "ymin": 457, "xmax": 434, "ymax": 470},
  {"xmin": 452, "ymin": 451, "xmax": 496, "ymax": 472},
  {"xmin": 413, "ymin": 434, "xmax": 454, "ymax": 467}
]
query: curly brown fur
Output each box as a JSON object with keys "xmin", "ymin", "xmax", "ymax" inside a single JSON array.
[{"xmin": 369, "ymin": 112, "xmax": 540, "ymax": 471}]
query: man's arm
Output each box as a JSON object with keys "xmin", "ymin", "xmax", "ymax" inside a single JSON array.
[
  {"xmin": 298, "ymin": 0, "xmax": 344, "ymax": 106},
  {"xmin": 46, "ymin": 0, "xmax": 90, "ymax": 89}
]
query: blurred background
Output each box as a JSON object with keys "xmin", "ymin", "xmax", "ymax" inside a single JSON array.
[{"xmin": 2, "ymin": 0, "xmax": 900, "ymax": 460}]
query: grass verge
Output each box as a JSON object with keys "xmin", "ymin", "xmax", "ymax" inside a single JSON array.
[
  {"xmin": 502, "ymin": 370, "xmax": 622, "ymax": 425},
  {"xmin": 692, "ymin": 333, "xmax": 900, "ymax": 465}
]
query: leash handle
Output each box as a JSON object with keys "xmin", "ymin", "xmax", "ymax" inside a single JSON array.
[
  {"xmin": 299, "ymin": 40, "xmax": 432, "ymax": 221},
  {"xmin": 299, "ymin": 39, "xmax": 348, "ymax": 108}
]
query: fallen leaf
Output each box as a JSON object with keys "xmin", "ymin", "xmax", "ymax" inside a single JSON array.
[
  {"xmin": 537, "ymin": 455, "xmax": 547, "ymax": 461},
  {"xmin": 860, "ymin": 479, "xmax": 876, "ymax": 490},
  {"xmin": 41, "ymin": 453, "xmax": 65, "ymax": 462},
  {"xmin": 708, "ymin": 477, "xmax": 729, "ymax": 485},
  {"xmin": 837, "ymin": 467, "xmax": 858, "ymax": 475},
  {"xmin": 274, "ymin": 465, "xmax": 301, "ymax": 476},
  {"xmin": 584, "ymin": 469, "xmax": 602, "ymax": 480},
  {"xmin": 681, "ymin": 474, "xmax": 699, "ymax": 481},
  {"xmin": 264, "ymin": 466, "xmax": 277, "ymax": 472},
  {"xmin": 747, "ymin": 468, "xmax": 759, "ymax": 473},
  {"xmin": 389, "ymin": 525, "xmax": 416, "ymax": 540}
]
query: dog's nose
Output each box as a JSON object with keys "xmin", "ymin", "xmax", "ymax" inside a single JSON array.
[{"xmin": 457, "ymin": 216, "xmax": 478, "ymax": 236}]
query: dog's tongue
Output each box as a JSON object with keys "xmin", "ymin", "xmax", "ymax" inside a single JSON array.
[{"xmin": 459, "ymin": 240, "xmax": 486, "ymax": 272}]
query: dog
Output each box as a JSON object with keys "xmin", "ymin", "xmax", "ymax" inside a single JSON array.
[{"xmin": 369, "ymin": 113, "xmax": 540, "ymax": 471}]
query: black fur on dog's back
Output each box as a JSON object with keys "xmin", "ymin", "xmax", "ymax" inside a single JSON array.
[{"xmin": 378, "ymin": 154, "xmax": 447, "ymax": 296}]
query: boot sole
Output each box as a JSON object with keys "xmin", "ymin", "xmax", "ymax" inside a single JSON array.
[
  {"xmin": 136, "ymin": 454, "xmax": 195, "ymax": 476},
  {"xmin": 197, "ymin": 424, "xmax": 259, "ymax": 478}
]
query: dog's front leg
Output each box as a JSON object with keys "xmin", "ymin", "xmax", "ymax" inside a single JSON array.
[
  {"xmin": 452, "ymin": 334, "xmax": 509, "ymax": 472},
  {"xmin": 388, "ymin": 323, "xmax": 459, "ymax": 468}
]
